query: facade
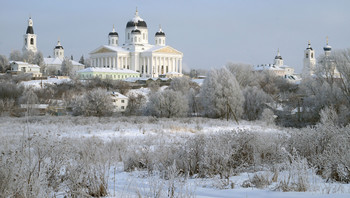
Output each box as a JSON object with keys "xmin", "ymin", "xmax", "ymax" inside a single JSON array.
[
  {"xmin": 23, "ymin": 17, "xmax": 37, "ymax": 53},
  {"xmin": 44, "ymin": 40, "xmax": 85, "ymax": 75},
  {"xmin": 10, "ymin": 61, "xmax": 42, "ymax": 77},
  {"xmin": 89, "ymin": 9, "xmax": 183, "ymax": 78},
  {"xmin": 110, "ymin": 91, "xmax": 128, "ymax": 112},
  {"xmin": 77, "ymin": 67, "xmax": 139, "ymax": 80}
]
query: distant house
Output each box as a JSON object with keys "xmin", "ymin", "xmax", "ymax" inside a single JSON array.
[
  {"xmin": 110, "ymin": 91, "xmax": 128, "ymax": 112},
  {"xmin": 10, "ymin": 61, "xmax": 42, "ymax": 77},
  {"xmin": 77, "ymin": 67, "xmax": 140, "ymax": 80}
]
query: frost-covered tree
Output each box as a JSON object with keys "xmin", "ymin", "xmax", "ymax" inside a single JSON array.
[
  {"xmin": 226, "ymin": 62, "xmax": 257, "ymax": 88},
  {"xmin": 146, "ymin": 89, "xmax": 188, "ymax": 118},
  {"xmin": 23, "ymin": 50, "xmax": 35, "ymax": 63},
  {"xmin": 9, "ymin": 50, "xmax": 22, "ymax": 61},
  {"xmin": 33, "ymin": 51, "xmax": 45, "ymax": 73},
  {"xmin": 62, "ymin": 58, "xmax": 73, "ymax": 76},
  {"xmin": 299, "ymin": 49, "xmax": 350, "ymax": 125},
  {"xmin": 0, "ymin": 54, "xmax": 9, "ymax": 73},
  {"xmin": 19, "ymin": 88, "xmax": 39, "ymax": 115},
  {"xmin": 72, "ymin": 88, "xmax": 114, "ymax": 117},
  {"xmin": 168, "ymin": 76, "xmax": 192, "ymax": 95},
  {"xmin": 199, "ymin": 67, "xmax": 244, "ymax": 120},
  {"xmin": 125, "ymin": 93, "xmax": 146, "ymax": 115},
  {"xmin": 243, "ymin": 86, "xmax": 272, "ymax": 120}
]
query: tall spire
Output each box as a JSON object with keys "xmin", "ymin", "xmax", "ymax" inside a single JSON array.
[
  {"xmin": 277, "ymin": 48, "xmax": 280, "ymax": 56},
  {"xmin": 112, "ymin": 24, "xmax": 115, "ymax": 32},
  {"xmin": 135, "ymin": 7, "xmax": 138, "ymax": 17},
  {"xmin": 159, "ymin": 24, "xmax": 162, "ymax": 32},
  {"xmin": 326, "ymin": 36, "xmax": 329, "ymax": 45}
]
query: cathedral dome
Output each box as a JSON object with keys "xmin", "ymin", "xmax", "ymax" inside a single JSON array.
[
  {"xmin": 55, "ymin": 45, "xmax": 63, "ymax": 49},
  {"xmin": 155, "ymin": 31, "xmax": 165, "ymax": 36},
  {"xmin": 275, "ymin": 55, "xmax": 283, "ymax": 60},
  {"xmin": 126, "ymin": 9, "xmax": 147, "ymax": 28},
  {"xmin": 323, "ymin": 45, "xmax": 332, "ymax": 51},
  {"xmin": 155, "ymin": 25, "xmax": 165, "ymax": 36},
  {"xmin": 131, "ymin": 29, "xmax": 141, "ymax": 34},
  {"xmin": 109, "ymin": 32, "xmax": 118, "ymax": 36},
  {"xmin": 323, "ymin": 37, "xmax": 332, "ymax": 51}
]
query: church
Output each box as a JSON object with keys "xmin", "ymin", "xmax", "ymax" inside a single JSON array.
[
  {"xmin": 302, "ymin": 38, "xmax": 340, "ymax": 78},
  {"xmin": 22, "ymin": 17, "xmax": 84, "ymax": 76},
  {"xmin": 88, "ymin": 9, "xmax": 184, "ymax": 78}
]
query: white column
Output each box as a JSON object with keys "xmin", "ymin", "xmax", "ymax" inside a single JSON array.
[
  {"xmin": 113, "ymin": 57, "xmax": 115, "ymax": 68},
  {"xmin": 179, "ymin": 58, "xmax": 182, "ymax": 74},
  {"xmin": 147, "ymin": 57, "xmax": 150, "ymax": 75},
  {"xmin": 175, "ymin": 58, "xmax": 178, "ymax": 72},
  {"xmin": 167, "ymin": 57, "xmax": 171, "ymax": 72}
]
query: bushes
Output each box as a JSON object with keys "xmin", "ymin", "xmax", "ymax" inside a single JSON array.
[{"xmin": 288, "ymin": 124, "xmax": 350, "ymax": 182}]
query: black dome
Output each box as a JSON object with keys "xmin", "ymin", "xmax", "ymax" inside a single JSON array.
[
  {"xmin": 131, "ymin": 29, "xmax": 141, "ymax": 34},
  {"xmin": 26, "ymin": 26, "xmax": 34, "ymax": 34},
  {"xmin": 55, "ymin": 46, "xmax": 63, "ymax": 50},
  {"xmin": 126, "ymin": 20, "xmax": 147, "ymax": 28},
  {"xmin": 155, "ymin": 31, "xmax": 165, "ymax": 36},
  {"xmin": 109, "ymin": 32, "xmax": 119, "ymax": 36},
  {"xmin": 307, "ymin": 46, "xmax": 313, "ymax": 50},
  {"xmin": 275, "ymin": 56, "xmax": 283, "ymax": 60},
  {"xmin": 324, "ymin": 46, "xmax": 332, "ymax": 51}
]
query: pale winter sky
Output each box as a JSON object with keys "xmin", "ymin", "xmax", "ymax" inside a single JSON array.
[{"xmin": 0, "ymin": 0, "xmax": 349, "ymax": 73}]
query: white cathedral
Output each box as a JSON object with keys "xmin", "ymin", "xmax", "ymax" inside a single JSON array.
[{"xmin": 89, "ymin": 9, "xmax": 184, "ymax": 78}]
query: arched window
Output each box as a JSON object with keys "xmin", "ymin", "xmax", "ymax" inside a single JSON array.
[
  {"xmin": 143, "ymin": 33, "xmax": 145, "ymax": 40},
  {"xmin": 25, "ymin": 38, "xmax": 27, "ymax": 45},
  {"xmin": 159, "ymin": 39, "xmax": 161, "ymax": 44},
  {"xmin": 30, "ymin": 38, "xmax": 34, "ymax": 45},
  {"xmin": 112, "ymin": 39, "xmax": 114, "ymax": 44},
  {"xmin": 311, "ymin": 53, "xmax": 314, "ymax": 58},
  {"xmin": 306, "ymin": 53, "xmax": 309, "ymax": 58},
  {"xmin": 134, "ymin": 37, "xmax": 137, "ymax": 42},
  {"xmin": 128, "ymin": 33, "xmax": 130, "ymax": 39}
]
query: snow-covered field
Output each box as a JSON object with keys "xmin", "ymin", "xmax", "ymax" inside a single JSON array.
[{"xmin": 1, "ymin": 116, "xmax": 349, "ymax": 197}]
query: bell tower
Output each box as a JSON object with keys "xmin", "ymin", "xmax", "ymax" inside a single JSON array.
[
  {"xmin": 54, "ymin": 40, "xmax": 64, "ymax": 60},
  {"xmin": 302, "ymin": 41, "xmax": 316, "ymax": 76},
  {"xmin": 23, "ymin": 17, "xmax": 38, "ymax": 53}
]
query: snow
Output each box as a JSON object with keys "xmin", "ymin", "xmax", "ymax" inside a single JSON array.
[
  {"xmin": 20, "ymin": 77, "xmax": 70, "ymax": 88},
  {"xmin": 1, "ymin": 116, "xmax": 349, "ymax": 197}
]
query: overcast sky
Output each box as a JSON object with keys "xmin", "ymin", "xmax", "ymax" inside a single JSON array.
[{"xmin": 1, "ymin": 0, "xmax": 349, "ymax": 72}]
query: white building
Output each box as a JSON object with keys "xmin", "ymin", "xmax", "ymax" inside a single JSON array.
[
  {"xmin": 255, "ymin": 49, "xmax": 295, "ymax": 77},
  {"xmin": 22, "ymin": 17, "xmax": 37, "ymax": 53},
  {"xmin": 110, "ymin": 91, "xmax": 128, "ymax": 112},
  {"xmin": 302, "ymin": 41, "xmax": 316, "ymax": 77},
  {"xmin": 10, "ymin": 61, "xmax": 42, "ymax": 77},
  {"xmin": 44, "ymin": 40, "xmax": 85, "ymax": 75},
  {"xmin": 302, "ymin": 38, "xmax": 340, "ymax": 78},
  {"xmin": 89, "ymin": 9, "xmax": 183, "ymax": 78}
]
